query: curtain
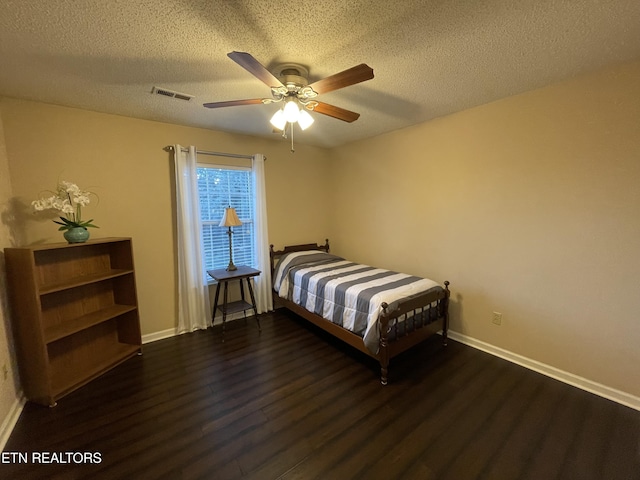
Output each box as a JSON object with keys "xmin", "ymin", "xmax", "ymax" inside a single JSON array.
[
  {"xmin": 173, "ymin": 144, "xmax": 211, "ymax": 333},
  {"xmin": 252, "ymin": 153, "xmax": 273, "ymax": 313}
]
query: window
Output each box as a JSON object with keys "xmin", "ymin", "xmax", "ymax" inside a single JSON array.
[{"xmin": 197, "ymin": 165, "xmax": 256, "ymax": 278}]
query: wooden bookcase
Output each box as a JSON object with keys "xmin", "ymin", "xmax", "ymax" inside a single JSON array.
[{"xmin": 4, "ymin": 237, "xmax": 142, "ymax": 406}]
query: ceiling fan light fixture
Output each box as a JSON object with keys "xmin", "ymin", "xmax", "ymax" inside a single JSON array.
[
  {"xmin": 269, "ymin": 109, "xmax": 287, "ymax": 130},
  {"xmin": 298, "ymin": 109, "xmax": 314, "ymax": 130}
]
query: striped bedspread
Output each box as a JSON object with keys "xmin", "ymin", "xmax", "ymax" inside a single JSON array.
[{"xmin": 273, "ymin": 251, "xmax": 442, "ymax": 352}]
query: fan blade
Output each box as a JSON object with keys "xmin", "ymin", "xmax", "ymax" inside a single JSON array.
[
  {"xmin": 312, "ymin": 102, "xmax": 360, "ymax": 123},
  {"xmin": 227, "ymin": 51, "xmax": 284, "ymax": 88},
  {"xmin": 308, "ymin": 64, "xmax": 374, "ymax": 94},
  {"xmin": 203, "ymin": 99, "xmax": 264, "ymax": 108}
]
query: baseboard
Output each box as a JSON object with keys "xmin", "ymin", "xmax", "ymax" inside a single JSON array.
[
  {"xmin": 141, "ymin": 312, "xmax": 251, "ymax": 345},
  {"xmin": 448, "ymin": 331, "xmax": 640, "ymax": 411},
  {"xmin": 142, "ymin": 328, "xmax": 178, "ymax": 344},
  {"xmin": 0, "ymin": 392, "xmax": 26, "ymax": 452}
]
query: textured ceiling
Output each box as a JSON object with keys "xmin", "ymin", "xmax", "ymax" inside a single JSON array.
[{"xmin": 1, "ymin": 0, "xmax": 639, "ymax": 148}]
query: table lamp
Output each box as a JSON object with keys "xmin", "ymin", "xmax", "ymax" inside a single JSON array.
[{"xmin": 219, "ymin": 207, "xmax": 242, "ymax": 271}]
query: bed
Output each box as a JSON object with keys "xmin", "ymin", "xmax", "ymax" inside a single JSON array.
[{"xmin": 270, "ymin": 239, "xmax": 450, "ymax": 384}]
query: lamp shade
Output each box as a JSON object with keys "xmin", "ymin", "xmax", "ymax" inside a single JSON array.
[
  {"xmin": 270, "ymin": 109, "xmax": 287, "ymax": 130},
  {"xmin": 283, "ymin": 99, "xmax": 300, "ymax": 123},
  {"xmin": 298, "ymin": 109, "xmax": 314, "ymax": 130},
  {"xmin": 219, "ymin": 207, "xmax": 242, "ymax": 227}
]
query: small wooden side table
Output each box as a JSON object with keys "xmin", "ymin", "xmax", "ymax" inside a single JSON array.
[{"xmin": 207, "ymin": 266, "xmax": 261, "ymax": 339}]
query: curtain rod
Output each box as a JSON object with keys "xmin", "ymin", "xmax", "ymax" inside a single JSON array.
[{"xmin": 164, "ymin": 145, "xmax": 262, "ymax": 161}]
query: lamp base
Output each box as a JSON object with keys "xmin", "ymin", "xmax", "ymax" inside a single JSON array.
[{"xmin": 226, "ymin": 226, "xmax": 237, "ymax": 271}]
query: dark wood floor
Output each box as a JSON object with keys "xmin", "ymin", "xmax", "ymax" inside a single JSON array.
[{"xmin": 3, "ymin": 309, "xmax": 639, "ymax": 480}]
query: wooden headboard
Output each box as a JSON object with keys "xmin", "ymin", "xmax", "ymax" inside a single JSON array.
[{"xmin": 269, "ymin": 238, "xmax": 330, "ymax": 277}]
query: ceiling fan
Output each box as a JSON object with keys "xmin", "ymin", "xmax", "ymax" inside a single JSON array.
[{"xmin": 203, "ymin": 51, "xmax": 374, "ymax": 150}]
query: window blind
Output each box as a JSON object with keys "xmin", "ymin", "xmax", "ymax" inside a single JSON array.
[{"xmin": 197, "ymin": 166, "xmax": 257, "ymax": 277}]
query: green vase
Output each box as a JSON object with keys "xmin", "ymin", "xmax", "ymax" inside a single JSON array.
[{"xmin": 63, "ymin": 227, "xmax": 90, "ymax": 244}]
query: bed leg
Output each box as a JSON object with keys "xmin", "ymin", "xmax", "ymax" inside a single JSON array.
[
  {"xmin": 380, "ymin": 342, "xmax": 389, "ymax": 385},
  {"xmin": 379, "ymin": 303, "xmax": 390, "ymax": 385},
  {"xmin": 442, "ymin": 280, "xmax": 450, "ymax": 347}
]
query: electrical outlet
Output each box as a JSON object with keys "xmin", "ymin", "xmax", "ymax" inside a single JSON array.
[{"xmin": 492, "ymin": 312, "xmax": 503, "ymax": 325}]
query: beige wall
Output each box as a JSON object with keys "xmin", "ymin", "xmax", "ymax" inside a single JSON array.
[
  {"xmin": 0, "ymin": 99, "xmax": 332, "ymax": 338},
  {"xmin": 329, "ymin": 61, "xmax": 640, "ymax": 397},
  {"xmin": 0, "ymin": 107, "xmax": 21, "ymax": 449},
  {"xmin": 0, "ymin": 107, "xmax": 21, "ymax": 441}
]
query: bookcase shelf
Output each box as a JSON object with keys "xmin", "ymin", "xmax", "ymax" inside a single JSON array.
[
  {"xmin": 39, "ymin": 269, "xmax": 134, "ymax": 295},
  {"xmin": 44, "ymin": 304, "xmax": 138, "ymax": 344},
  {"xmin": 4, "ymin": 238, "xmax": 142, "ymax": 407}
]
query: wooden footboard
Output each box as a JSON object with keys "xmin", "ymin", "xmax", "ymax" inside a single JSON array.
[
  {"xmin": 270, "ymin": 240, "xmax": 450, "ymax": 384},
  {"xmin": 378, "ymin": 281, "xmax": 450, "ymax": 384}
]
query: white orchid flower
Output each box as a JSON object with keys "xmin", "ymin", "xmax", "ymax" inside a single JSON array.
[{"xmin": 32, "ymin": 181, "xmax": 98, "ymax": 231}]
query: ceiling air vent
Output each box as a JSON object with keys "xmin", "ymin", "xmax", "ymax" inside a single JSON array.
[{"xmin": 151, "ymin": 86, "xmax": 194, "ymax": 102}]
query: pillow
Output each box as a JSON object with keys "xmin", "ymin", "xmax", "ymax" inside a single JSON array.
[{"xmin": 273, "ymin": 250, "xmax": 343, "ymax": 293}]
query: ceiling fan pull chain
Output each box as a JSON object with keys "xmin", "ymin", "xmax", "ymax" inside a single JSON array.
[{"xmin": 290, "ymin": 123, "xmax": 295, "ymax": 153}]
